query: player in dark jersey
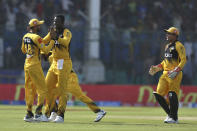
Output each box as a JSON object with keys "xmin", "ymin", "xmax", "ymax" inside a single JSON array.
[{"xmin": 149, "ymin": 27, "xmax": 186, "ymax": 123}]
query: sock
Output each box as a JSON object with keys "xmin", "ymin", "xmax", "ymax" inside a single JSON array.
[
  {"xmin": 153, "ymin": 92, "xmax": 170, "ymax": 115},
  {"xmin": 88, "ymin": 102, "xmax": 101, "ymax": 113},
  {"xmin": 51, "ymin": 101, "xmax": 58, "ymax": 113},
  {"xmin": 168, "ymin": 91, "xmax": 179, "ymax": 121},
  {"xmin": 35, "ymin": 104, "xmax": 43, "ymax": 115},
  {"xmin": 27, "ymin": 111, "xmax": 34, "ymax": 117},
  {"xmin": 57, "ymin": 107, "xmax": 65, "ymax": 119},
  {"xmin": 57, "ymin": 111, "xmax": 64, "ymax": 119}
]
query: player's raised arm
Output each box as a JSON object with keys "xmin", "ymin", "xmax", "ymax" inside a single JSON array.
[
  {"xmin": 34, "ymin": 35, "xmax": 55, "ymax": 54},
  {"xmin": 42, "ymin": 32, "xmax": 51, "ymax": 44}
]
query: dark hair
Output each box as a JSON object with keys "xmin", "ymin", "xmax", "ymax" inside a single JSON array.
[{"xmin": 55, "ymin": 14, "xmax": 65, "ymax": 23}]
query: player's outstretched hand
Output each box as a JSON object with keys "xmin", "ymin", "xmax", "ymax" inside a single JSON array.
[
  {"xmin": 149, "ymin": 65, "xmax": 162, "ymax": 76},
  {"xmin": 149, "ymin": 65, "xmax": 156, "ymax": 76}
]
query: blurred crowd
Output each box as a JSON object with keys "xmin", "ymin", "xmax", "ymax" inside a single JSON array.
[
  {"xmin": 0, "ymin": 0, "xmax": 85, "ymax": 33},
  {"xmin": 0, "ymin": 0, "xmax": 86, "ymax": 71},
  {"xmin": 0, "ymin": 0, "xmax": 197, "ymax": 85},
  {"xmin": 101, "ymin": 0, "xmax": 197, "ymax": 32}
]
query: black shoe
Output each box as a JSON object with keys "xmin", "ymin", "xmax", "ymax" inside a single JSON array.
[{"xmin": 24, "ymin": 111, "xmax": 34, "ymax": 122}]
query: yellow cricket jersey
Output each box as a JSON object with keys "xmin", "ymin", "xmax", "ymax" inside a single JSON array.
[
  {"xmin": 42, "ymin": 32, "xmax": 51, "ymax": 44},
  {"xmin": 48, "ymin": 54, "xmax": 53, "ymax": 64},
  {"xmin": 21, "ymin": 33, "xmax": 55, "ymax": 67},
  {"xmin": 52, "ymin": 28, "xmax": 72, "ymax": 60},
  {"xmin": 160, "ymin": 41, "xmax": 187, "ymax": 71}
]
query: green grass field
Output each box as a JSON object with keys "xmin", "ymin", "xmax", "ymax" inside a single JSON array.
[{"xmin": 0, "ymin": 105, "xmax": 197, "ymax": 131}]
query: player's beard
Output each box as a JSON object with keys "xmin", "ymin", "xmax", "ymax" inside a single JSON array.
[
  {"xmin": 54, "ymin": 24, "xmax": 64, "ymax": 34},
  {"xmin": 54, "ymin": 25, "xmax": 60, "ymax": 33},
  {"xmin": 37, "ymin": 28, "xmax": 41, "ymax": 33}
]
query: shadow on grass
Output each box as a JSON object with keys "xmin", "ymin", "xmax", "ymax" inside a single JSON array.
[
  {"xmin": 59, "ymin": 121, "xmax": 197, "ymax": 127},
  {"xmin": 61, "ymin": 121, "xmax": 161, "ymax": 126}
]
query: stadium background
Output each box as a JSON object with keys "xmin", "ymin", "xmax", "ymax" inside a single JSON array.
[{"xmin": 0, "ymin": 0, "xmax": 196, "ymax": 107}]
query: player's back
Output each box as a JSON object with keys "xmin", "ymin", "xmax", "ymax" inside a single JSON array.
[{"xmin": 21, "ymin": 33, "xmax": 42, "ymax": 67}]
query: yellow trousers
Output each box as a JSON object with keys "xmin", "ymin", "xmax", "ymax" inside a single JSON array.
[
  {"xmin": 156, "ymin": 71, "xmax": 182, "ymax": 96},
  {"xmin": 45, "ymin": 72, "xmax": 100, "ymax": 116},
  {"xmin": 45, "ymin": 59, "xmax": 72, "ymax": 116},
  {"xmin": 24, "ymin": 64, "xmax": 48, "ymax": 114}
]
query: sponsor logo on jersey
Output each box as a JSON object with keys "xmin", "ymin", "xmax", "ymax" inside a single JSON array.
[
  {"xmin": 169, "ymin": 46, "xmax": 175, "ymax": 52},
  {"xmin": 165, "ymin": 53, "xmax": 172, "ymax": 58}
]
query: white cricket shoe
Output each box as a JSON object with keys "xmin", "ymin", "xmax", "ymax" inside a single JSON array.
[
  {"xmin": 53, "ymin": 116, "xmax": 64, "ymax": 123},
  {"xmin": 166, "ymin": 118, "xmax": 178, "ymax": 124},
  {"xmin": 94, "ymin": 110, "xmax": 106, "ymax": 122},
  {"xmin": 48, "ymin": 112, "xmax": 58, "ymax": 121},
  {"xmin": 34, "ymin": 114, "xmax": 49, "ymax": 122},
  {"xmin": 24, "ymin": 115, "xmax": 34, "ymax": 122},
  {"xmin": 164, "ymin": 115, "xmax": 170, "ymax": 123}
]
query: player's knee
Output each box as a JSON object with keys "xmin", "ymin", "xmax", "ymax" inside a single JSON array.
[
  {"xmin": 168, "ymin": 91, "xmax": 178, "ymax": 99},
  {"xmin": 155, "ymin": 91, "xmax": 165, "ymax": 97},
  {"xmin": 169, "ymin": 89, "xmax": 179, "ymax": 96}
]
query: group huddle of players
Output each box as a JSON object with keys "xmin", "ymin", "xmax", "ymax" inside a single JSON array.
[
  {"xmin": 21, "ymin": 15, "xmax": 106, "ymax": 123},
  {"xmin": 21, "ymin": 14, "xmax": 187, "ymax": 124}
]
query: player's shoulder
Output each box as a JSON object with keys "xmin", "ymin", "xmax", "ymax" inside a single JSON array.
[
  {"xmin": 30, "ymin": 33, "xmax": 42, "ymax": 44},
  {"xmin": 32, "ymin": 33, "xmax": 41, "ymax": 39},
  {"xmin": 23, "ymin": 33, "xmax": 30, "ymax": 39},
  {"xmin": 64, "ymin": 28, "xmax": 71, "ymax": 33},
  {"xmin": 23, "ymin": 33, "xmax": 40, "ymax": 39},
  {"xmin": 63, "ymin": 28, "xmax": 72, "ymax": 37},
  {"xmin": 175, "ymin": 41, "xmax": 184, "ymax": 48}
]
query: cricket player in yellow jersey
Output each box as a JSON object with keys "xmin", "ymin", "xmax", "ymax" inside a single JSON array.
[
  {"xmin": 149, "ymin": 27, "xmax": 186, "ymax": 124},
  {"xmin": 43, "ymin": 55, "xmax": 106, "ymax": 122},
  {"xmin": 45, "ymin": 14, "xmax": 72, "ymax": 123},
  {"xmin": 21, "ymin": 18, "xmax": 56, "ymax": 122}
]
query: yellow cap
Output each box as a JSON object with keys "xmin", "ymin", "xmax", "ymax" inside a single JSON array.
[
  {"xmin": 29, "ymin": 18, "xmax": 44, "ymax": 28},
  {"xmin": 164, "ymin": 27, "xmax": 179, "ymax": 36}
]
